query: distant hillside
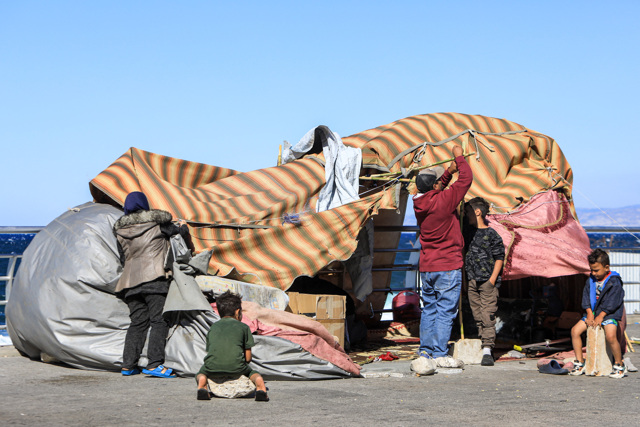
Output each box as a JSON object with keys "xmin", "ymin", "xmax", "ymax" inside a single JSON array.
[{"xmin": 575, "ymin": 205, "xmax": 640, "ymax": 227}]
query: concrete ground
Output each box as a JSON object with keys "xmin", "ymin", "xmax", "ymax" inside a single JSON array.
[{"xmin": 1, "ymin": 319, "xmax": 639, "ymax": 426}]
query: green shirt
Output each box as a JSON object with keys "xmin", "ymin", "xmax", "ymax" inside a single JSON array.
[{"xmin": 201, "ymin": 317, "xmax": 255, "ymax": 376}]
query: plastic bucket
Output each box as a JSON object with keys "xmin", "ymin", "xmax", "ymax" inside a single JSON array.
[{"xmin": 392, "ymin": 291, "xmax": 421, "ymax": 322}]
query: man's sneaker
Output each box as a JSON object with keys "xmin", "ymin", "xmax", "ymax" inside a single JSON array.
[
  {"xmin": 435, "ymin": 356, "xmax": 464, "ymax": 368},
  {"xmin": 418, "ymin": 350, "xmax": 433, "ymax": 359},
  {"xmin": 481, "ymin": 354, "xmax": 494, "ymax": 366},
  {"xmin": 570, "ymin": 361, "xmax": 585, "ymax": 376},
  {"xmin": 609, "ymin": 363, "xmax": 627, "ymax": 379},
  {"xmin": 411, "ymin": 356, "xmax": 437, "ymax": 375}
]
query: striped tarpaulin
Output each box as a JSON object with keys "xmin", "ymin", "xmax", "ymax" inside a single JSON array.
[
  {"xmin": 90, "ymin": 147, "xmax": 385, "ymax": 290},
  {"xmin": 345, "ymin": 112, "xmax": 573, "ymax": 213},
  {"xmin": 90, "ymin": 113, "xmax": 580, "ymax": 290}
]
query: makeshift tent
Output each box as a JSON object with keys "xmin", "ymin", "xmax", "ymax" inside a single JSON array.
[
  {"xmin": 8, "ymin": 112, "xmax": 592, "ymax": 377},
  {"xmin": 90, "ymin": 112, "xmax": 590, "ymax": 290},
  {"xmin": 341, "ymin": 112, "xmax": 591, "ymax": 279}
]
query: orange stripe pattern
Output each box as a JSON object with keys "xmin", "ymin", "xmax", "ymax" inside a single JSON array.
[
  {"xmin": 345, "ymin": 112, "xmax": 573, "ymax": 212},
  {"xmin": 90, "ymin": 113, "xmax": 576, "ymax": 290},
  {"xmin": 90, "ymin": 148, "xmax": 384, "ymax": 290}
]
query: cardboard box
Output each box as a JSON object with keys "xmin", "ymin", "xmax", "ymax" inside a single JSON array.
[
  {"xmin": 287, "ymin": 292, "xmax": 346, "ymax": 347},
  {"xmin": 557, "ymin": 311, "xmax": 581, "ymax": 329}
]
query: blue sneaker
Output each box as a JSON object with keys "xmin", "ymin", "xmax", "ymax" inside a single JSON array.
[
  {"xmin": 418, "ymin": 350, "xmax": 433, "ymax": 359},
  {"xmin": 142, "ymin": 365, "xmax": 176, "ymax": 378}
]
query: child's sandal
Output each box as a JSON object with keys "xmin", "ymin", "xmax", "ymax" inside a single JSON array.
[
  {"xmin": 255, "ymin": 390, "xmax": 269, "ymax": 402},
  {"xmin": 197, "ymin": 388, "xmax": 211, "ymax": 400}
]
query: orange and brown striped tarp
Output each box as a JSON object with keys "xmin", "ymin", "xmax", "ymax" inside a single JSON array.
[
  {"xmin": 90, "ymin": 147, "xmax": 386, "ymax": 290},
  {"xmin": 89, "ymin": 112, "xmax": 581, "ymax": 290},
  {"xmin": 347, "ymin": 112, "xmax": 574, "ymax": 214}
]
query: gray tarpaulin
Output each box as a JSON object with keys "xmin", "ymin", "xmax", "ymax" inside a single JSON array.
[
  {"xmin": 343, "ymin": 219, "xmax": 374, "ymax": 301},
  {"xmin": 195, "ymin": 275, "xmax": 289, "ymax": 311},
  {"xmin": 6, "ymin": 202, "xmax": 354, "ymax": 379}
]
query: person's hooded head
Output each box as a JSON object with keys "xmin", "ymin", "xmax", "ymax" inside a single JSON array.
[
  {"xmin": 415, "ymin": 166, "xmax": 445, "ymax": 193},
  {"xmin": 123, "ymin": 191, "xmax": 150, "ymax": 215}
]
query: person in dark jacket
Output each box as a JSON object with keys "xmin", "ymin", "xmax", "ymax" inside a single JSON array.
[
  {"xmin": 570, "ymin": 248, "xmax": 626, "ymax": 378},
  {"xmin": 463, "ymin": 196, "xmax": 505, "ymax": 366},
  {"xmin": 114, "ymin": 191, "xmax": 190, "ymax": 378}
]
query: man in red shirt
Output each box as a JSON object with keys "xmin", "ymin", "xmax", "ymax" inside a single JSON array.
[{"xmin": 413, "ymin": 144, "xmax": 472, "ymax": 367}]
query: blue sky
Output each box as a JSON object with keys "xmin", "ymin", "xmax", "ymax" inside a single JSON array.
[{"xmin": 1, "ymin": 1, "xmax": 639, "ymax": 226}]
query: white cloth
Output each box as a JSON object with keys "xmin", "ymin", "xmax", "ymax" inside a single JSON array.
[{"xmin": 282, "ymin": 126, "xmax": 361, "ymax": 212}]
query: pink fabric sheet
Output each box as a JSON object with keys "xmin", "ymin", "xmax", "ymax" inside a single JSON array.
[
  {"xmin": 489, "ymin": 191, "xmax": 591, "ymax": 280},
  {"xmin": 211, "ymin": 301, "xmax": 361, "ymax": 376}
]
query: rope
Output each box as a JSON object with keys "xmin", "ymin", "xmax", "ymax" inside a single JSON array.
[
  {"xmin": 412, "ymin": 142, "xmax": 428, "ymax": 163},
  {"xmin": 490, "ymin": 199, "xmax": 567, "ymax": 214},
  {"xmin": 359, "ymin": 177, "xmax": 402, "ymax": 197},
  {"xmin": 186, "ymin": 207, "xmax": 315, "ymax": 230},
  {"xmin": 184, "ymin": 178, "xmax": 398, "ymax": 230},
  {"xmin": 547, "ymin": 170, "xmax": 640, "ymax": 244},
  {"xmin": 386, "ymin": 127, "xmax": 520, "ymax": 170}
]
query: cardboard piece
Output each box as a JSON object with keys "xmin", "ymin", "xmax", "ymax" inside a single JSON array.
[
  {"xmin": 556, "ymin": 311, "xmax": 582, "ymax": 330},
  {"xmin": 286, "ymin": 292, "xmax": 346, "ymax": 347}
]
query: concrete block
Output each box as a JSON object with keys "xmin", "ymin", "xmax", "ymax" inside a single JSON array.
[
  {"xmin": 585, "ymin": 326, "xmax": 612, "ymax": 376},
  {"xmin": 452, "ymin": 339, "xmax": 483, "ymax": 365},
  {"xmin": 207, "ymin": 375, "xmax": 256, "ymax": 398}
]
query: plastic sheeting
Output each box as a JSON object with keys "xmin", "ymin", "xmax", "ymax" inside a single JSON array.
[
  {"xmin": 6, "ymin": 202, "xmax": 356, "ymax": 379},
  {"xmin": 489, "ymin": 191, "xmax": 590, "ymax": 280},
  {"xmin": 343, "ymin": 219, "xmax": 374, "ymax": 301},
  {"xmin": 282, "ymin": 125, "xmax": 362, "ymax": 212},
  {"xmin": 196, "ymin": 276, "xmax": 289, "ymax": 311}
]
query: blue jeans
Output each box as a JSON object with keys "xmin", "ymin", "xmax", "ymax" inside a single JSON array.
[{"xmin": 419, "ymin": 270, "xmax": 462, "ymax": 358}]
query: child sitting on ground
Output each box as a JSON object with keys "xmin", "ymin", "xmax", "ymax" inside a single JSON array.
[
  {"xmin": 463, "ymin": 197, "xmax": 505, "ymax": 366},
  {"xmin": 570, "ymin": 248, "xmax": 626, "ymax": 378},
  {"xmin": 196, "ymin": 291, "xmax": 269, "ymax": 401}
]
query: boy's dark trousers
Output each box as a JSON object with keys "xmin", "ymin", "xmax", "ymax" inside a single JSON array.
[
  {"xmin": 468, "ymin": 279, "xmax": 498, "ymax": 348},
  {"xmin": 122, "ymin": 293, "xmax": 169, "ymax": 370}
]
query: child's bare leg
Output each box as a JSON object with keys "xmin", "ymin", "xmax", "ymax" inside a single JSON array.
[
  {"xmin": 603, "ymin": 323, "xmax": 623, "ymax": 365},
  {"xmin": 250, "ymin": 373, "xmax": 267, "ymax": 392},
  {"xmin": 251, "ymin": 373, "xmax": 269, "ymax": 402},
  {"xmin": 571, "ymin": 320, "xmax": 587, "ymax": 363},
  {"xmin": 196, "ymin": 373, "xmax": 208, "ymax": 389},
  {"xmin": 196, "ymin": 373, "xmax": 211, "ymax": 400}
]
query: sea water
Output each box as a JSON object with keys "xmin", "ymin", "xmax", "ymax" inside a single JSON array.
[{"xmin": 0, "ymin": 234, "xmax": 36, "ymax": 339}]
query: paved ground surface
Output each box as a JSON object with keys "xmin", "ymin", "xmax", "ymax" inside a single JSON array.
[{"xmin": 2, "ymin": 318, "xmax": 640, "ymax": 426}]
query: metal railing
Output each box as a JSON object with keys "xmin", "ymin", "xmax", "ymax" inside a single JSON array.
[
  {"xmin": 0, "ymin": 255, "xmax": 21, "ymax": 331},
  {"xmin": 0, "ymin": 227, "xmax": 42, "ymax": 332},
  {"xmin": 1, "ymin": 225, "xmax": 639, "ymax": 322},
  {"xmin": 585, "ymin": 227, "xmax": 640, "ymax": 308},
  {"xmin": 370, "ymin": 226, "xmax": 640, "ymax": 314}
]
